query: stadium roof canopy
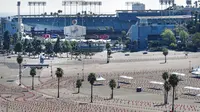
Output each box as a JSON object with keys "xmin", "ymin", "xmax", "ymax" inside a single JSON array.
[{"xmin": 137, "ymin": 15, "xmax": 191, "ymax": 20}]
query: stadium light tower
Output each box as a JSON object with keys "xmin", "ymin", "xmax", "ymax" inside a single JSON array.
[
  {"xmin": 28, "ymin": 1, "xmax": 47, "ymax": 15},
  {"xmin": 17, "ymin": 1, "xmax": 21, "ymax": 39}
]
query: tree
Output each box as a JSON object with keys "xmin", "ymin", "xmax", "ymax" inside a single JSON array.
[
  {"xmin": 164, "ymin": 81, "xmax": 171, "ymax": 105},
  {"xmin": 162, "ymin": 48, "xmax": 168, "ymax": 63},
  {"xmin": 88, "ymin": 73, "xmax": 96, "ymax": 103},
  {"xmin": 107, "ymin": 49, "xmax": 112, "ymax": 63},
  {"xmin": 161, "ymin": 29, "xmax": 176, "ymax": 46},
  {"xmin": 169, "ymin": 74, "xmax": 179, "ymax": 112},
  {"xmin": 76, "ymin": 79, "xmax": 82, "ymax": 93},
  {"xmin": 106, "ymin": 43, "xmax": 111, "ymax": 63},
  {"xmin": 3, "ymin": 31, "xmax": 10, "ymax": 52},
  {"xmin": 179, "ymin": 30, "xmax": 189, "ymax": 47},
  {"xmin": 54, "ymin": 37, "xmax": 62, "ymax": 55},
  {"xmin": 17, "ymin": 55, "xmax": 23, "ymax": 86},
  {"xmin": 35, "ymin": 40, "xmax": 42, "ymax": 57},
  {"xmin": 25, "ymin": 42, "xmax": 34, "ymax": 57},
  {"xmin": 162, "ymin": 72, "xmax": 169, "ymax": 104},
  {"xmin": 192, "ymin": 32, "xmax": 200, "ymax": 48},
  {"xmin": 64, "ymin": 41, "xmax": 72, "ymax": 58},
  {"xmin": 30, "ymin": 68, "xmax": 36, "ymax": 90},
  {"xmin": 14, "ymin": 42, "xmax": 23, "ymax": 54},
  {"xmin": 109, "ymin": 79, "xmax": 116, "ymax": 99},
  {"xmin": 55, "ymin": 68, "xmax": 64, "ymax": 98},
  {"xmin": 23, "ymin": 39, "xmax": 29, "ymax": 51},
  {"xmin": 45, "ymin": 42, "xmax": 54, "ymax": 57}
]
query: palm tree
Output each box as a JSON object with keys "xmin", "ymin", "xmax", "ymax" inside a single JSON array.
[
  {"xmin": 109, "ymin": 79, "xmax": 116, "ymax": 99},
  {"xmin": 17, "ymin": 55, "xmax": 23, "ymax": 86},
  {"xmin": 30, "ymin": 68, "xmax": 36, "ymax": 90},
  {"xmin": 55, "ymin": 68, "xmax": 64, "ymax": 98},
  {"xmin": 164, "ymin": 81, "xmax": 171, "ymax": 105},
  {"xmin": 162, "ymin": 48, "xmax": 168, "ymax": 63},
  {"xmin": 106, "ymin": 43, "xmax": 111, "ymax": 63},
  {"xmin": 88, "ymin": 73, "xmax": 96, "ymax": 103},
  {"xmin": 76, "ymin": 79, "xmax": 82, "ymax": 93},
  {"xmin": 107, "ymin": 49, "xmax": 111, "ymax": 63},
  {"xmin": 169, "ymin": 74, "xmax": 179, "ymax": 112},
  {"xmin": 162, "ymin": 72, "xmax": 169, "ymax": 104}
]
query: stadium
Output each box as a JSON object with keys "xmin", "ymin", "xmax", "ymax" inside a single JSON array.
[{"xmin": 0, "ymin": 0, "xmax": 197, "ymax": 50}]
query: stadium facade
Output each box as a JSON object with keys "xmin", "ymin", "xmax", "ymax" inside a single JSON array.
[{"xmin": 0, "ymin": 3, "xmax": 197, "ymax": 50}]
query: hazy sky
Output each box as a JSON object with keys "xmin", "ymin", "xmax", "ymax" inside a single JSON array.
[{"xmin": 0, "ymin": 0, "xmax": 187, "ymax": 16}]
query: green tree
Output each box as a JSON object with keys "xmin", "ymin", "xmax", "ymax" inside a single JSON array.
[
  {"xmin": 76, "ymin": 79, "xmax": 82, "ymax": 93},
  {"xmin": 3, "ymin": 31, "xmax": 10, "ymax": 52},
  {"xmin": 55, "ymin": 68, "xmax": 64, "ymax": 98},
  {"xmin": 88, "ymin": 73, "xmax": 96, "ymax": 103},
  {"xmin": 179, "ymin": 30, "xmax": 189, "ymax": 47},
  {"xmin": 192, "ymin": 32, "xmax": 200, "ymax": 48},
  {"xmin": 23, "ymin": 39, "xmax": 29, "ymax": 51},
  {"xmin": 14, "ymin": 42, "xmax": 23, "ymax": 54},
  {"xmin": 30, "ymin": 68, "xmax": 36, "ymax": 90},
  {"xmin": 162, "ymin": 72, "xmax": 169, "ymax": 104},
  {"xmin": 54, "ymin": 37, "xmax": 62, "ymax": 55},
  {"xmin": 25, "ymin": 42, "xmax": 34, "ymax": 57},
  {"xmin": 161, "ymin": 29, "xmax": 176, "ymax": 46},
  {"xmin": 169, "ymin": 74, "xmax": 179, "ymax": 112},
  {"xmin": 64, "ymin": 41, "xmax": 72, "ymax": 58},
  {"xmin": 109, "ymin": 79, "xmax": 116, "ymax": 99},
  {"xmin": 162, "ymin": 48, "xmax": 168, "ymax": 63},
  {"xmin": 106, "ymin": 43, "xmax": 111, "ymax": 63},
  {"xmin": 164, "ymin": 81, "xmax": 171, "ymax": 105},
  {"xmin": 17, "ymin": 55, "xmax": 23, "ymax": 86},
  {"xmin": 45, "ymin": 42, "xmax": 54, "ymax": 57},
  {"xmin": 35, "ymin": 40, "xmax": 42, "ymax": 56}
]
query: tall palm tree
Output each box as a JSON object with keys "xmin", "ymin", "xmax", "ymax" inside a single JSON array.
[
  {"xmin": 106, "ymin": 43, "xmax": 111, "ymax": 63},
  {"xmin": 55, "ymin": 68, "xmax": 64, "ymax": 98},
  {"xmin": 169, "ymin": 74, "xmax": 179, "ymax": 112},
  {"xmin": 17, "ymin": 55, "xmax": 23, "ymax": 86},
  {"xmin": 162, "ymin": 72, "xmax": 169, "ymax": 104},
  {"xmin": 162, "ymin": 48, "xmax": 168, "ymax": 63},
  {"xmin": 164, "ymin": 81, "xmax": 171, "ymax": 104},
  {"xmin": 30, "ymin": 68, "xmax": 36, "ymax": 90},
  {"xmin": 109, "ymin": 79, "xmax": 116, "ymax": 99},
  {"xmin": 88, "ymin": 73, "xmax": 96, "ymax": 103},
  {"xmin": 76, "ymin": 79, "xmax": 82, "ymax": 93}
]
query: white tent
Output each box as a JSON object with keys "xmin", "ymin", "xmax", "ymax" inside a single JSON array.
[
  {"xmin": 120, "ymin": 76, "xmax": 133, "ymax": 80},
  {"xmin": 149, "ymin": 81, "xmax": 164, "ymax": 85},
  {"xmin": 96, "ymin": 76, "xmax": 106, "ymax": 81},
  {"xmin": 184, "ymin": 86, "xmax": 200, "ymax": 91},
  {"xmin": 171, "ymin": 72, "xmax": 186, "ymax": 76}
]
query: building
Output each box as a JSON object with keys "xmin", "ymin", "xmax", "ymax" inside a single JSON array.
[
  {"xmin": 132, "ymin": 2, "xmax": 145, "ymax": 11},
  {"xmin": 127, "ymin": 15, "xmax": 191, "ymax": 50}
]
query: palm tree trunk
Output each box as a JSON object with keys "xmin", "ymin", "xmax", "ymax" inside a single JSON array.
[
  {"xmin": 164, "ymin": 90, "xmax": 166, "ymax": 104},
  {"xmin": 32, "ymin": 76, "xmax": 34, "ymax": 90},
  {"xmin": 78, "ymin": 87, "xmax": 80, "ymax": 93},
  {"xmin": 19, "ymin": 64, "xmax": 22, "ymax": 86},
  {"xmin": 166, "ymin": 91, "xmax": 168, "ymax": 104},
  {"xmin": 172, "ymin": 87, "xmax": 175, "ymax": 112},
  {"xmin": 91, "ymin": 84, "xmax": 93, "ymax": 103},
  {"xmin": 165, "ymin": 56, "xmax": 167, "ymax": 63},
  {"xmin": 57, "ymin": 78, "xmax": 60, "ymax": 98},
  {"xmin": 111, "ymin": 88, "xmax": 113, "ymax": 99}
]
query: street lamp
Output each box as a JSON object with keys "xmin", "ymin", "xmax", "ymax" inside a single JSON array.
[
  {"xmin": 82, "ymin": 58, "xmax": 85, "ymax": 81},
  {"xmin": 189, "ymin": 61, "xmax": 192, "ymax": 72},
  {"xmin": 51, "ymin": 60, "xmax": 53, "ymax": 77}
]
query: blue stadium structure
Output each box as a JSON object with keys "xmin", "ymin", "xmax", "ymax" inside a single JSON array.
[{"xmin": 0, "ymin": 5, "xmax": 197, "ymax": 49}]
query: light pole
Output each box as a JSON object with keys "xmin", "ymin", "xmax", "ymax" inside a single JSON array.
[
  {"xmin": 117, "ymin": 74, "xmax": 120, "ymax": 88},
  {"xmin": 82, "ymin": 58, "xmax": 85, "ymax": 81},
  {"xmin": 189, "ymin": 61, "xmax": 191, "ymax": 72},
  {"xmin": 51, "ymin": 60, "xmax": 53, "ymax": 77}
]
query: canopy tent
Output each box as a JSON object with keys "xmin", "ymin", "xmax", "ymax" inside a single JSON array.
[
  {"xmin": 120, "ymin": 76, "xmax": 133, "ymax": 80},
  {"xmin": 149, "ymin": 81, "xmax": 164, "ymax": 85},
  {"xmin": 171, "ymin": 72, "xmax": 186, "ymax": 76},
  {"xmin": 96, "ymin": 76, "xmax": 106, "ymax": 81},
  {"xmin": 184, "ymin": 86, "xmax": 200, "ymax": 90}
]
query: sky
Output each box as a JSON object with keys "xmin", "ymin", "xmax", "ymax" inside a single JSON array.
[{"xmin": 0, "ymin": 0, "xmax": 187, "ymax": 16}]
